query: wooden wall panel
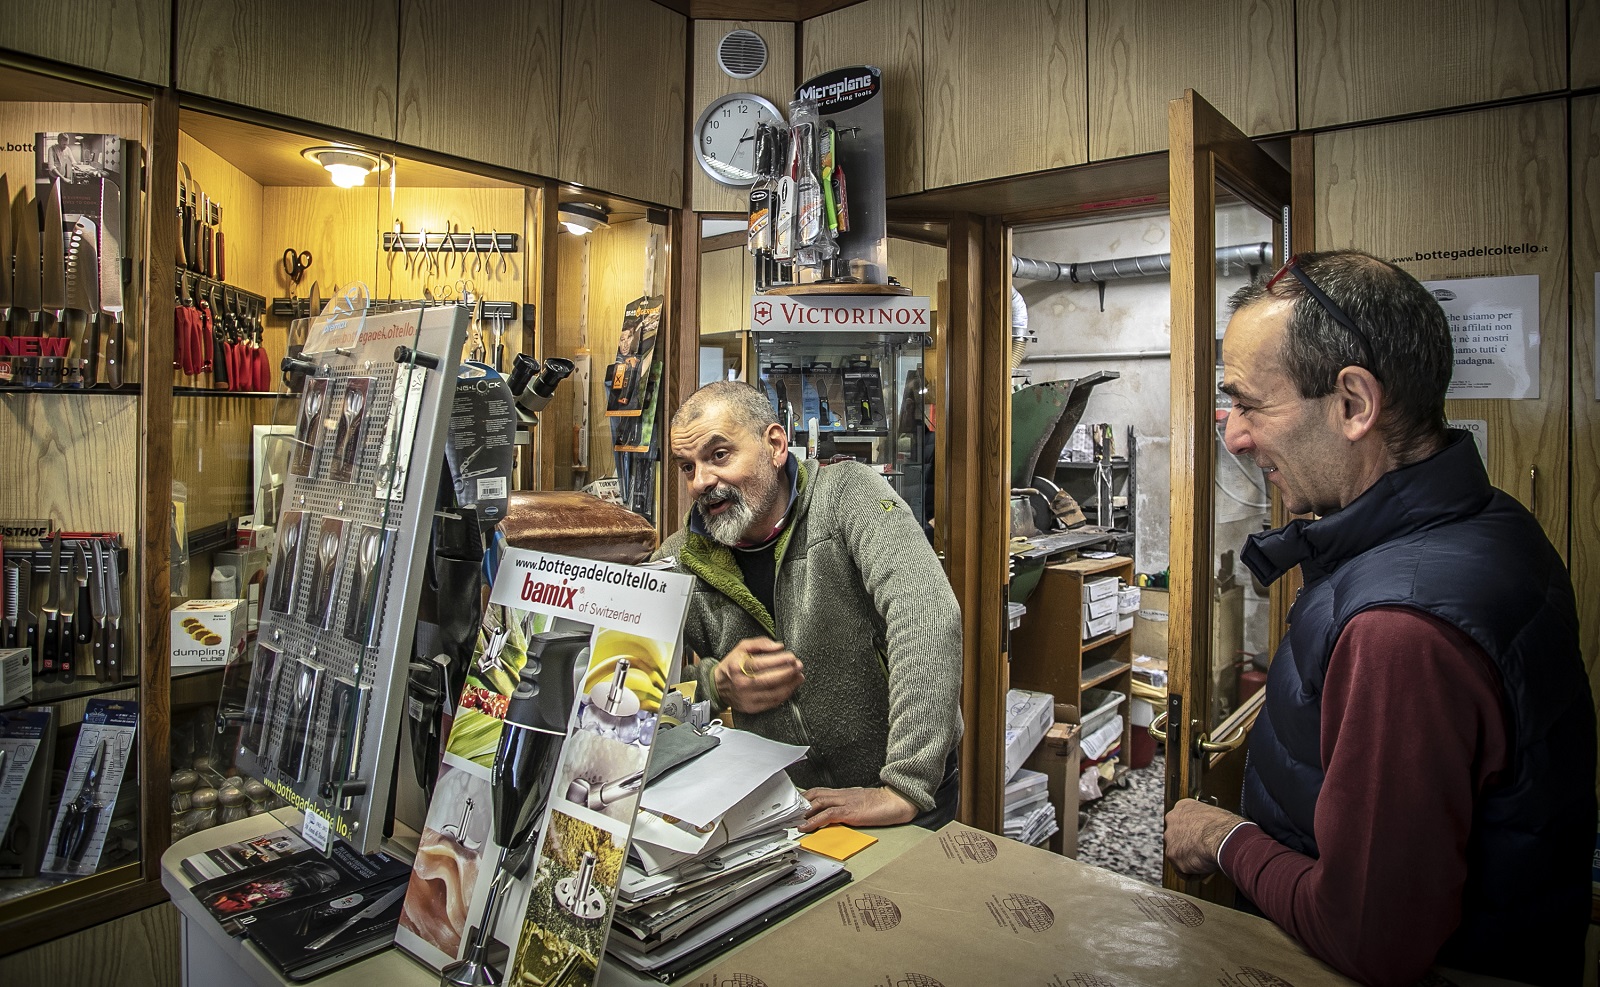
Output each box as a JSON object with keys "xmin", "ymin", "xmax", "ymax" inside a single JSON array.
[
  {"xmin": 1577, "ymin": 0, "xmax": 1600, "ymax": 90},
  {"xmin": 580, "ymin": 220, "xmax": 655, "ymax": 475},
  {"xmin": 1088, "ymin": 0, "xmax": 1293, "ymax": 160},
  {"xmin": 0, "ymin": 903, "xmax": 179, "ymax": 986},
  {"xmin": 559, "ymin": 0, "xmax": 687, "ymax": 207},
  {"xmin": 397, "ymin": 0, "xmax": 560, "ymax": 177},
  {"xmin": 0, "ymin": 102, "xmax": 144, "ymax": 194},
  {"xmin": 691, "ymin": 20, "xmax": 796, "ymax": 212},
  {"xmin": 1572, "ymin": 94, "xmax": 1600, "ymax": 769},
  {"xmin": 177, "ymin": 130, "xmax": 269, "ymax": 299},
  {"xmin": 1297, "ymin": 0, "xmax": 1565, "ymax": 130},
  {"xmin": 176, "ymin": 0, "xmax": 398, "ymax": 139},
  {"xmin": 887, "ymin": 236, "xmax": 945, "ymax": 306},
  {"xmin": 801, "ymin": 0, "xmax": 924, "ymax": 196},
  {"xmin": 171, "ymin": 395, "xmax": 278, "ymax": 533},
  {"xmin": 376, "ymin": 188, "xmax": 528, "ymax": 301},
  {"xmin": 1315, "ymin": 101, "xmax": 1569, "ymax": 551},
  {"xmin": 699, "ymin": 244, "xmax": 748, "ymax": 334},
  {"xmin": 0, "ymin": 0, "xmax": 169, "ymax": 85},
  {"xmin": 924, "ymin": 0, "xmax": 1086, "ymax": 188}
]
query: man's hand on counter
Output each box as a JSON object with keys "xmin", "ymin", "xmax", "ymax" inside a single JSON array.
[
  {"xmin": 1163, "ymin": 798, "xmax": 1247, "ymax": 877},
  {"xmin": 798, "ymin": 785, "xmax": 917, "ymax": 832},
  {"xmin": 713, "ymin": 636, "xmax": 804, "ymax": 714}
]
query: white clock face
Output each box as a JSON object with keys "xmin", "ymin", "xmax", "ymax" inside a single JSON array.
[{"xmin": 696, "ymin": 94, "xmax": 785, "ymax": 187}]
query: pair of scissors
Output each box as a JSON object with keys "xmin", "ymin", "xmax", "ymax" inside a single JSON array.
[{"xmin": 282, "ymin": 248, "xmax": 313, "ymax": 297}]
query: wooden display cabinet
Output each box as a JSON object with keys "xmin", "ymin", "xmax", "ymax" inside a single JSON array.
[{"xmin": 1007, "ymin": 554, "xmax": 1135, "ymax": 791}]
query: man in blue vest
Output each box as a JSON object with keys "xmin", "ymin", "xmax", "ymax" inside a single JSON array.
[{"xmin": 1163, "ymin": 250, "xmax": 1594, "ymax": 986}]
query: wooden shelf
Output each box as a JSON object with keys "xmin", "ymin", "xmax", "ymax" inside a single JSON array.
[
  {"xmin": 1081, "ymin": 659, "xmax": 1130, "ymax": 690},
  {"xmin": 1084, "ymin": 627, "xmax": 1132, "ymax": 651}
]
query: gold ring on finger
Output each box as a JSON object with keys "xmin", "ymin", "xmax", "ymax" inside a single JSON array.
[{"xmin": 740, "ymin": 655, "xmax": 755, "ymax": 677}]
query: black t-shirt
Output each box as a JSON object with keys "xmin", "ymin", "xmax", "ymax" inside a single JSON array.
[{"xmin": 733, "ymin": 541, "xmax": 778, "ymax": 620}]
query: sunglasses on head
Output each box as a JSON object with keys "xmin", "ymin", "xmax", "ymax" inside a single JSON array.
[{"xmin": 1266, "ymin": 255, "xmax": 1380, "ymax": 379}]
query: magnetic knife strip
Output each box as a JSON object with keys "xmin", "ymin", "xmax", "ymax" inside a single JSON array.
[{"xmin": 3, "ymin": 537, "xmax": 128, "ymax": 687}]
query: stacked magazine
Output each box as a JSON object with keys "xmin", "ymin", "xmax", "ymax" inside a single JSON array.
[
  {"xmin": 185, "ymin": 831, "xmax": 410, "ymax": 981},
  {"xmin": 604, "ymin": 726, "xmax": 849, "ymax": 981}
]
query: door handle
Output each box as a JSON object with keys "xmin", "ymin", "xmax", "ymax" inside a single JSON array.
[
  {"xmin": 1148, "ymin": 710, "xmax": 1168, "ymax": 742},
  {"xmin": 1197, "ymin": 722, "xmax": 1249, "ymax": 753}
]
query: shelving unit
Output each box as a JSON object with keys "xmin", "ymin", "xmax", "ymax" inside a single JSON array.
[{"xmin": 1007, "ymin": 554, "xmax": 1136, "ymax": 796}]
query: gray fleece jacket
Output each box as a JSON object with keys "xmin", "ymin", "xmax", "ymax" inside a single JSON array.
[{"xmin": 656, "ymin": 459, "xmax": 963, "ymax": 811}]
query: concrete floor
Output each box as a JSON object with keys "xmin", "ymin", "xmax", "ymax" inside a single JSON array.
[{"xmin": 1077, "ymin": 751, "xmax": 1166, "ymax": 886}]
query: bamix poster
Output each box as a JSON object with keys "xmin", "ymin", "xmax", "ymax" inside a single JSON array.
[{"xmin": 396, "ymin": 547, "xmax": 691, "ymax": 987}]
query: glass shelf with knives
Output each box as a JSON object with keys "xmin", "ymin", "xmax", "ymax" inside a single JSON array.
[{"xmin": 0, "ymin": 65, "xmax": 154, "ymax": 928}]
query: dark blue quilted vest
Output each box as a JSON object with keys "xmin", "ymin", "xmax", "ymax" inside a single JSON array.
[{"xmin": 1239, "ymin": 431, "xmax": 1594, "ymax": 986}]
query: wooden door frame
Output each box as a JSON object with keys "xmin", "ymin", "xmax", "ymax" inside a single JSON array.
[{"xmin": 1165, "ymin": 90, "xmax": 1292, "ymax": 889}]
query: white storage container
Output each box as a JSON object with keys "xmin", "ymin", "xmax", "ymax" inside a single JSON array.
[{"xmin": 1081, "ymin": 687, "xmax": 1126, "ymax": 738}]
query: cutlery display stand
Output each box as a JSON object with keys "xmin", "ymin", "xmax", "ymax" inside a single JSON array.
[{"xmin": 234, "ymin": 298, "xmax": 468, "ymax": 853}]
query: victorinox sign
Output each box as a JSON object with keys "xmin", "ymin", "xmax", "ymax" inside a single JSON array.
[{"xmin": 750, "ymin": 295, "xmax": 930, "ymax": 332}]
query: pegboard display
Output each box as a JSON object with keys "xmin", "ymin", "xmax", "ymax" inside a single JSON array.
[{"xmin": 233, "ymin": 302, "xmax": 467, "ymax": 853}]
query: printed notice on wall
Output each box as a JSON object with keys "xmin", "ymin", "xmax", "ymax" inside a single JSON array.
[
  {"xmin": 1447, "ymin": 419, "xmax": 1488, "ymax": 463},
  {"xmin": 1422, "ymin": 274, "xmax": 1539, "ymax": 399}
]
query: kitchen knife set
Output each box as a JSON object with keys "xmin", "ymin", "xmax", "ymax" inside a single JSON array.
[
  {"xmin": 0, "ymin": 174, "xmax": 128, "ymax": 388},
  {"xmin": 4, "ymin": 534, "xmax": 125, "ymax": 684},
  {"xmin": 748, "ymin": 99, "xmax": 851, "ymax": 291},
  {"xmin": 179, "ymin": 162, "xmax": 225, "ymax": 282}
]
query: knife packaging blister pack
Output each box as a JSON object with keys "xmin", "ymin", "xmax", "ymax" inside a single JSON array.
[
  {"xmin": 0, "ymin": 132, "xmax": 137, "ymax": 389},
  {"xmin": 239, "ymin": 301, "xmax": 466, "ymax": 854},
  {"xmin": 41, "ymin": 697, "xmax": 138, "ymax": 877},
  {"xmin": 0, "ymin": 706, "xmax": 56, "ymax": 878},
  {"xmin": 747, "ymin": 67, "xmax": 889, "ymax": 291},
  {"xmin": 0, "ymin": 647, "xmax": 31, "ymax": 703},
  {"xmin": 4, "ymin": 534, "xmax": 128, "ymax": 685},
  {"xmin": 446, "ymin": 363, "xmax": 518, "ymax": 535},
  {"xmin": 171, "ymin": 598, "xmax": 246, "ymax": 667}
]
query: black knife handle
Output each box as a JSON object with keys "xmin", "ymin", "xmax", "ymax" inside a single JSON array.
[
  {"xmin": 102, "ymin": 315, "xmax": 122, "ymax": 389},
  {"xmin": 105, "ymin": 626, "xmax": 120, "ymax": 682},
  {"xmin": 24, "ymin": 621, "xmax": 38, "ymax": 672},
  {"xmin": 41, "ymin": 612, "xmax": 58, "ymax": 679},
  {"xmin": 58, "ymin": 615, "xmax": 74, "ymax": 682},
  {"xmin": 76, "ymin": 586, "xmax": 92, "ymax": 644}
]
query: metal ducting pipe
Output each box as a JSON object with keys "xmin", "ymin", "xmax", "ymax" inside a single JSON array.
[
  {"xmin": 1010, "ymin": 242, "xmax": 1273, "ymax": 283},
  {"xmin": 1010, "ymin": 285, "xmax": 1033, "ymax": 367}
]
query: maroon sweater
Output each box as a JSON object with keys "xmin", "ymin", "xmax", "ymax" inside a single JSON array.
[{"xmin": 1219, "ymin": 607, "xmax": 1509, "ymax": 986}]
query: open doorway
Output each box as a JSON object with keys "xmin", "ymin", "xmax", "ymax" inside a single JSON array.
[{"xmin": 1008, "ymin": 202, "xmax": 1276, "ymax": 884}]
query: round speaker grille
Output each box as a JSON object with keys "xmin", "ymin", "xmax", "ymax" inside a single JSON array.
[{"xmin": 717, "ymin": 29, "xmax": 768, "ymax": 79}]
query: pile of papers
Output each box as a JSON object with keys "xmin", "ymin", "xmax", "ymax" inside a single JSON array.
[
  {"xmin": 606, "ymin": 727, "xmax": 849, "ymax": 980},
  {"xmin": 1082, "ymin": 713, "xmax": 1124, "ymax": 761},
  {"xmin": 1002, "ymin": 768, "xmax": 1058, "ymax": 847}
]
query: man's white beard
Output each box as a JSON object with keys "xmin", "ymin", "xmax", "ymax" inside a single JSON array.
[{"xmin": 699, "ymin": 468, "xmax": 782, "ymax": 546}]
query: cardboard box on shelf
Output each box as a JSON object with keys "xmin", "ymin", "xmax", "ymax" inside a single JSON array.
[
  {"xmin": 1082, "ymin": 594, "xmax": 1116, "ymax": 621},
  {"xmin": 1133, "ymin": 587, "xmax": 1170, "ymax": 659},
  {"xmin": 1021, "ymin": 702, "xmax": 1081, "ymax": 858},
  {"xmin": 0, "ymin": 647, "xmax": 32, "ymax": 703},
  {"xmin": 171, "ymin": 599, "xmax": 245, "ymax": 667},
  {"xmin": 1084, "ymin": 611, "xmax": 1117, "ymax": 640},
  {"xmin": 1084, "ymin": 576, "xmax": 1118, "ymax": 602},
  {"xmin": 1004, "ymin": 689, "xmax": 1055, "ymax": 782}
]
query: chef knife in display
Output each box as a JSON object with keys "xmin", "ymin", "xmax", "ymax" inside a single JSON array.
[
  {"xmin": 65, "ymin": 218, "xmax": 99, "ymax": 387},
  {"xmin": 0, "ymin": 174, "xmax": 12, "ymax": 331},
  {"xmin": 104, "ymin": 539, "xmax": 121, "ymax": 681},
  {"xmin": 90, "ymin": 540, "xmax": 109, "ymax": 682},
  {"xmin": 41, "ymin": 179, "xmax": 67, "ymax": 386},
  {"xmin": 58, "ymin": 542, "xmax": 83, "ymax": 682},
  {"xmin": 40, "ymin": 533, "xmax": 61, "ymax": 680},
  {"xmin": 12, "ymin": 189, "xmax": 41, "ymax": 379},
  {"xmin": 100, "ymin": 177, "xmax": 124, "ymax": 387},
  {"xmin": 17, "ymin": 559, "xmax": 36, "ymax": 666}
]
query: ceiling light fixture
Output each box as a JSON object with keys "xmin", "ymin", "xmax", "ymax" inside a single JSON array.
[
  {"xmin": 559, "ymin": 201, "xmax": 610, "ymax": 236},
  {"xmin": 301, "ymin": 146, "xmax": 390, "ymax": 188}
]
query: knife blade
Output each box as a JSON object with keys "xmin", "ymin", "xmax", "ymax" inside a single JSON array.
[
  {"xmin": 40, "ymin": 533, "xmax": 61, "ymax": 679},
  {"xmin": 305, "ymin": 880, "xmax": 409, "ymax": 951},
  {"xmin": 99, "ymin": 180, "xmax": 124, "ymax": 388},
  {"xmin": 12, "ymin": 189, "xmax": 40, "ymax": 352},
  {"xmin": 0, "ymin": 173, "xmax": 12, "ymax": 319},
  {"xmin": 90, "ymin": 540, "xmax": 109, "ymax": 682},
  {"xmin": 65, "ymin": 218, "xmax": 98, "ymax": 387},
  {"xmin": 3, "ymin": 560, "xmax": 18, "ymax": 648},
  {"xmin": 104, "ymin": 540, "xmax": 121, "ymax": 681},
  {"xmin": 72, "ymin": 542, "xmax": 91, "ymax": 645},
  {"xmin": 17, "ymin": 560, "xmax": 36, "ymax": 669},
  {"xmin": 41, "ymin": 179, "xmax": 67, "ymax": 386}
]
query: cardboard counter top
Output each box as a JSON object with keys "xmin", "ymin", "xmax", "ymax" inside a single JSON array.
[{"xmin": 685, "ymin": 823, "xmax": 1356, "ymax": 987}]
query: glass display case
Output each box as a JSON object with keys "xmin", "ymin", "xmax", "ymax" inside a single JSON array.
[
  {"xmin": 0, "ymin": 67, "xmax": 157, "ymax": 938},
  {"xmin": 753, "ymin": 328, "xmax": 931, "ymax": 526}
]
